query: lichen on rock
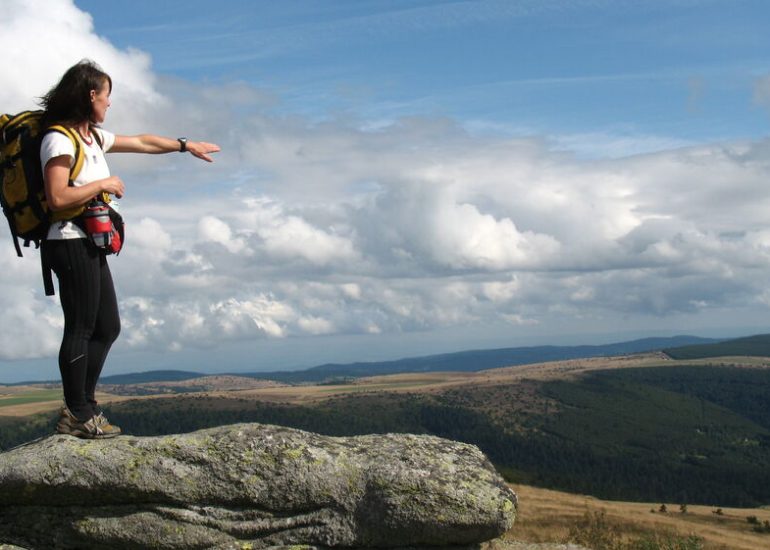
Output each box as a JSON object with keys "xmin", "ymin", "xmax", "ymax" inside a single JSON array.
[{"xmin": 0, "ymin": 423, "xmax": 516, "ymax": 549}]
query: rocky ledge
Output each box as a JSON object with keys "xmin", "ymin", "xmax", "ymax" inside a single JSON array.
[{"xmin": 0, "ymin": 423, "xmax": 516, "ymax": 549}]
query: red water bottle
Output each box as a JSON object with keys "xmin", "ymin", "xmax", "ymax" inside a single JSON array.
[{"xmin": 83, "ymin": 202, "xmax": 113, "ymax": 249}]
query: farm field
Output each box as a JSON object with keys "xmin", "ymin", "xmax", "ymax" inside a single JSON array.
[{"xmin": 0, "ymin": 388, "xmax": 62, "ymax": 408}]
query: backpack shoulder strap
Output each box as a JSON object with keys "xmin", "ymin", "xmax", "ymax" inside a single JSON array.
[
  {"xmin": 46, "ymin": 126, "xmax": 90, "ymax": 222},
  {"xmin": 45, "ymin": 125, "xmax": 84, "ymax": 181}
]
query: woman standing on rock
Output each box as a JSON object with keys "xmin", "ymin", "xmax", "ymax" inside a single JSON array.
[{"xmin": 40, "ymin": 60, "xmax": 220, "ymax": 439}]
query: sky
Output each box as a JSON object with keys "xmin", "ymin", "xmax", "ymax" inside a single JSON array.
[{"xmin": 2, "ymin": 0, "xmax": 770, "ymax": 382}]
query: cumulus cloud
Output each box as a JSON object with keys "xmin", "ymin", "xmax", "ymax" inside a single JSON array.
[
  {"xmin": 0, "ymin": 0, "xmax": 160, "ymax": 116},
  {"xmin": 1, "ymin": 1, "xmax": 770, "ymax": 366}
]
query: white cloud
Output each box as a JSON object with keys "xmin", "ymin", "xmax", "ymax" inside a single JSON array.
[
  {"xmin": 482, "ymin": 278, "xmax": 520, "ymax": 302},
  {"xmin": 0, "ymin": 0, "xmax": 161, "ymax": 117},
  {"xmin": 0, "ymin": 247, "xmax": 62, "ymax": 359},
  {"xmin": 197, "ymin": 215, "xmax": 247, "ymax": 254},
  {"xmin": 240, "ymin": 197, "xmax": 359, "ymax": 266}
]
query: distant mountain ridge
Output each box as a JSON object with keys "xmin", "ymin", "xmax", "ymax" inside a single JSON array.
[
  {"xmin": 98, "ymin": 369, "xmax": 203, "ymax": 385},
  {"xmin": 248, "ymin": 335, "xmax": 717, "ymax": 384},
  {"xmin": 95, "ymin": 334, "xmax": 717, "ymax": 385}
]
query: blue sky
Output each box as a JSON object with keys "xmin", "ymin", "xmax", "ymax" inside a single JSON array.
[
  {"xmin": 2, "ymin": 0, "xmax": 770, "ymax": 382},
  {"xmin": 78, "ymin": 0, "xmax": 770, "ymax": 145}
]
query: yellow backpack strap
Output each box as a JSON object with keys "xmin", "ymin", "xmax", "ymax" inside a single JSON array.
[
  {"xmin": 47, "ymin": 125, "xmax": 84, "ymax": 181},
  {"xmin": 47, "ymin": 125, "xmax": 88, "ymax": 222}
]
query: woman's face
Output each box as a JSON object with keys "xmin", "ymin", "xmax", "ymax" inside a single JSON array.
[{"xmin": 90, "ymin": 81, "xmax": 111, "ymax": 124}]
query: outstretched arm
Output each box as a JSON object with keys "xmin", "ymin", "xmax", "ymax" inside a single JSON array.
[{"xmin": 111, "ymin": 135, "xmax": 221, "ymax": 162}]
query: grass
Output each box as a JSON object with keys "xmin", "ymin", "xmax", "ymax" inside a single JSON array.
[
  {"xmin": 506, "ymin": 484, "xmax": 770, "ymax": 550},
  {"xmin": 0, "ymin": 389, "xmax": 62, "ymax": 408}
]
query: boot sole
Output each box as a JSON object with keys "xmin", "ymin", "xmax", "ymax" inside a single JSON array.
[{"xmin": 56, "ymin": 422, "xmax": 120, "ymax": 439}]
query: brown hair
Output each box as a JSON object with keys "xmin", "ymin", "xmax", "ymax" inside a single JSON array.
[{"xmin": 39, "ymin": 60, "xmax": 112, "ymax": 128}]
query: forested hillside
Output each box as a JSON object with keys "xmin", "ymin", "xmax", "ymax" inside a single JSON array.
[
  {"xmin": 2, "ymin": 363, "xmax": 769, "ymax": 507},
  {"xmin": 664, "ymin": 333, "xmax": 770, "ymax": 360}
]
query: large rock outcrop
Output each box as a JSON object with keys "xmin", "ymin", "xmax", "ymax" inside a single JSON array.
[{"xmin": 0, "ymin": 423, "xmax": 516, "ymax": 549}]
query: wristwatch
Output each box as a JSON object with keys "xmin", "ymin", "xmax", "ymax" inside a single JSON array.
[{"xmin": 177, "ymin": 137, "xmax": 188, "ymax": 152}]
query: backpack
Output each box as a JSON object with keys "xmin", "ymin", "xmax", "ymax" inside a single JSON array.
[
  {"xmin": 0, "ymin": 110, "xmax": 86, "ymax": 257},
  {"xmin": 0, "ymin": 110, "xmax": 105, "ymax": 296}
]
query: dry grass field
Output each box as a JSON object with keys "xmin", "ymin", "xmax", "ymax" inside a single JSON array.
[{"xmin": 506, "ymin": 483, "xmax": 770, "ymax": 549}]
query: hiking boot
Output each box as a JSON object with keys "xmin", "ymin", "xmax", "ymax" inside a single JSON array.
[
  {"xmin": 57, "ymin": 406, "xmax": 119, "ymax": 439},
  {"xmin": 94, "ymin": 411, "xmax": 122, "ymax": 436}
]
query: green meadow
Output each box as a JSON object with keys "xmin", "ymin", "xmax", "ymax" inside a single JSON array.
[{"xmin": 0, "ymin": 389, "xmax": 61, "ymax": 408}]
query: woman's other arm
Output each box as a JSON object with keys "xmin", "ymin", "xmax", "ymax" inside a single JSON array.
[{"xmin": 44, "ymin": 156, "xmax": 124, "ymax": 211}]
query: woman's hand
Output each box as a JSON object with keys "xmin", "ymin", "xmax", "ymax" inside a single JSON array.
[
  {"xmin": 45, "ymin": 156, "xmax": 124, "ymax": 211},
  {"xmin": 100, "ymin": 175, "xmax": 125, "ymax": 199},
  {"xmin": 186, "ymin": 141, "xmax": 221, "ymax": 163}
]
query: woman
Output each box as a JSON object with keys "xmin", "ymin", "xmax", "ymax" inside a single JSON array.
[{"xmin": 40, "ymin": 60, "xmax": 220, "ymax": 439}]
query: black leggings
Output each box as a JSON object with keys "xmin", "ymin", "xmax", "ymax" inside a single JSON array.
[{"xmin": 45, "ymin": 238, "xmax": 120, "ymax": 421}]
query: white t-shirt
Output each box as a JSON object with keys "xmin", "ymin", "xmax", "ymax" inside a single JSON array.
[{"xmin": 39, "ymin": 128, "xmax": 116, "ymax": 239}]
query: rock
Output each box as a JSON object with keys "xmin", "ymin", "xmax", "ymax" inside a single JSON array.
[
  {"xmin": 0, "ymin": 423, "xmax": 516, "ymax": 549},
  {"xmin": 487, "ymin": 543, "xmax": 590, "ymax": 550}
]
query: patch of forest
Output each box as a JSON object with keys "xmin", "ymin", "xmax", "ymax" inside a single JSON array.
[{"xmin": 664, "ymin": 333, "xmax": 770, "ymax": 360}]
